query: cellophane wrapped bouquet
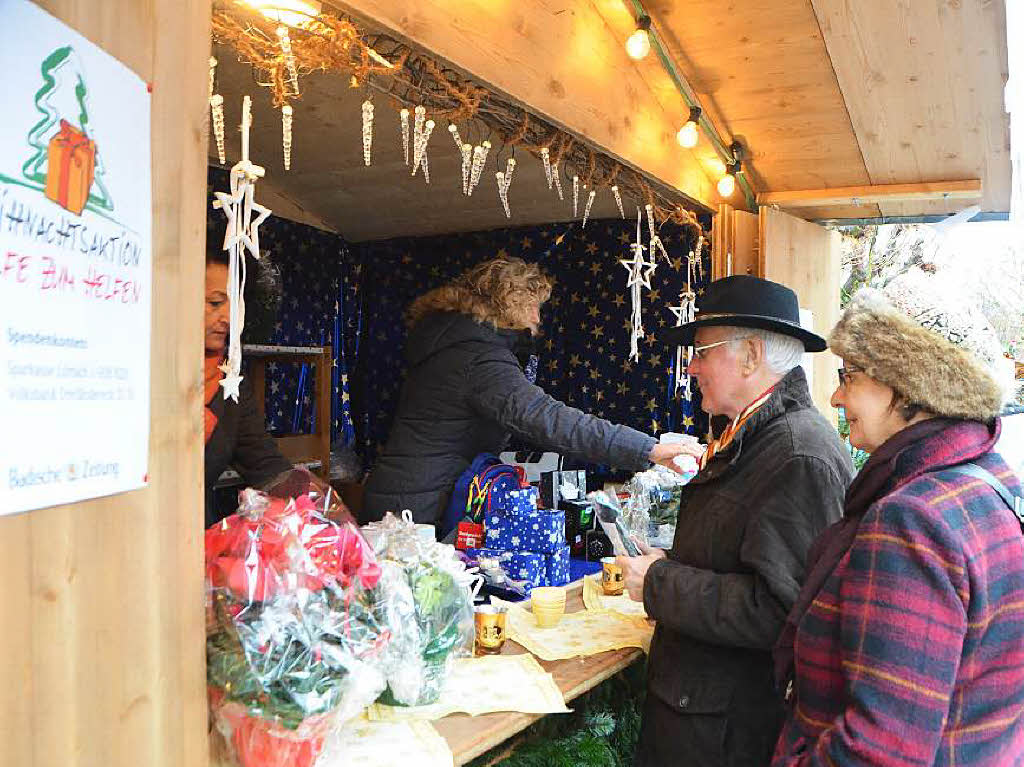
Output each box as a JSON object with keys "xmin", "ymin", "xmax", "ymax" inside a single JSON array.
[
  {"xmin": 205, "ymin": 489, "xmax": 389, "ymax": 767},
  {"xmin": 363, "ymin": 511, "xmax": 477, "ymax": 707}
]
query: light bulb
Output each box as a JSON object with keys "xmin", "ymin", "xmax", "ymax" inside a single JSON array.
[
  {"xmin": 717, "ymin": 172, "xmax": 736, "ymax": 198},
  {"xmin": 625, "ymin": 28, "xmax": 651, "ymax": 60},
  {"xmin": 677, "ymin": 120, "xmax": 699, "ymax": 148}
]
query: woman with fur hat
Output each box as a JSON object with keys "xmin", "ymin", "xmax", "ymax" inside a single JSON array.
[
  {"xmin": 772, "ymin": 286, "xmax": 1024, "ymax": 766},
  {"xmin": 362, "ymin": 256, "xmax": 691, "ymax": 526}
]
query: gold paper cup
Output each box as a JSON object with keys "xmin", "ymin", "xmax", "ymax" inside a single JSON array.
[
  {"xmin": 531, "ymin": 586, "xmax": 566, "ymax": 628},
  {"xmin": 474, "ymin": 604, "xmax": 507, "ymax": 655},
  {"xmin": 601, "ymin": 557, "xmax": 625, "ymax": 596}
]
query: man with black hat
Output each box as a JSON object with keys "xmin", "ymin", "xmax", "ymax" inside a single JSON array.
[{"xmin": 620, "ymin": 276, "xmax": 854, "ymax": 767}]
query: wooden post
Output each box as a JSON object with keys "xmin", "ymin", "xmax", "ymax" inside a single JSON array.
[{"xmin": 0, "ymin": 2, "xmax": 211, "ymax": 765}]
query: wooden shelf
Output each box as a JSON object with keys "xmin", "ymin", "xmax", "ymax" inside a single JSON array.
[{"xmin": 245, "ymin": 345, "xmax": 332, "ymax": 480}]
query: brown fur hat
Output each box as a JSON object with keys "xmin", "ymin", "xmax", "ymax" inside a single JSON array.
[{"xmin": 829, "ymin": 288, "xmax": 1003, "ymax": 422}]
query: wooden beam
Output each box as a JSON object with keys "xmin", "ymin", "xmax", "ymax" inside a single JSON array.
[
  {"xmin": 330, "ymin": 0, "xmax": 717, "ymax": 211},
  {"xmin": 757, "ymin": 180, "xmax": 982, "ymax": 209}
]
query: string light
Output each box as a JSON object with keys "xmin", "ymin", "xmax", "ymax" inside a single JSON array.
[
  {"xmin": 276, "ymin": 26, "xmax": 300, "ymax": 97},
  {"xmin": 361, "ymin": 99, "xmax": 373, "ymax": 166},
  {"xmin": 611, "ymin": 185, "xmax": 625, "ymax": 218},
  {"xmin": 625, "ymin": 16, "xmax": 652, "ymax": 61},
  {"xmin": 572, "ymin": 175, "xmax": 579, "ymax": 217},
  {"xmin": 677, "ymin": 106, "xmax": 701, "ymax": 149},
  {"xmin": 421, "ymin": 151, "xmax": 430, "ymax": 184},
  {"xmin": 552, "ymin": 163, "xmax": 563, "ymax": 200},
  {"xmin": 210, "ymin": 94, "xmax": 226, "ymax": 165},
  {"xmin": 718, "ymin": 163, "xmax": 738, "ymax": 197},
  {"xmin": 718, "ymin": 141, "xmax": 743, "ymax": 198},
  {"xmin": 282, "ymin": 104, "xmax": 293, "ymax": 170},
  {"xmin": 208, "ymin": 56, "xmax": 217, "ymax": 99},
  {"xmin": 400, "ymin": 108, "xmax": 410, "ymax": 165}
]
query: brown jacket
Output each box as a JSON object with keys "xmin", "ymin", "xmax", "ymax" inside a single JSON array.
[{"xmin": 636, "ymin": 368, "xmax": 853, "ymax": 767}]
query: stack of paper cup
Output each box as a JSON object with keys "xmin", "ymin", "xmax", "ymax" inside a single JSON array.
[{"xmin": 531, "ymin": 586, "xmax": 567, "ymax": 628}]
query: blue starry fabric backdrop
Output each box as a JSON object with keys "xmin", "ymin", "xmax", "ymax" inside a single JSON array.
[{"xmin": 207, "ymin": 167, "xmax": 711, "ymax": 480}]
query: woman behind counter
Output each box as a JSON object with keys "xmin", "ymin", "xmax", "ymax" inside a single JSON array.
[
  {"xmin": 362, "ymin": 256, "xmax": 691, "ymax": 526},
  {"xmin": 203, "ymin": 248, "xmax": 292, "ymax": 527}
]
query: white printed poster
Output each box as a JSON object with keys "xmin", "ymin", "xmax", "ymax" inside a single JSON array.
[{"xmin": 0, "ymin": 0, "xmax": 152, "ymax": 514}]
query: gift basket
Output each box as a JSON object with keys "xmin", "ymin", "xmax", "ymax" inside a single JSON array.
[
  {"xmin": 205, "ymin": 488, "xmax": 389, "ymax": 767},
  {"xmin": 363, "ymin": 511, "xmax": 478, "ymax": 707}
]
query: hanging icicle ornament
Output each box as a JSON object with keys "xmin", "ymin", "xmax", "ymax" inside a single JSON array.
[
  {"xmin": 645, "ymin": 203, "xmax": 671, "ymax": 264},
  {"xmin": 208, "ymin": 56, "xmax": 217, "ymax": 99},
  {"xmin": 210, "ymin": 94, "xmax": 226, "ymax": 165},
  {"xmin": 668, "ymin": 242, "xmax": 700, "ymax": 398},
  {"xmin": 281, "ymin": 104, "xmax": 293, "ymax": 170},
  {"xmin": 411, "ymin": 111, "xmax": 435, "ymax": 177},
  {"xmin": 582, "ymin": 187, "xmax": 597, "ymax": 228},
  {"xmin": 540, "ymin": 147, "xmax": 553, "ymax": 189},
  {"xmin": 360, "ymin": 100, "xmax": 374, "ymax": 166},
  {"xmin": 620, "ymin": 207, "xmax": 656, "ymax": 362},
  {"xmin": 496, "ymin": 170, "xmax": 511, "ymax": 217},
  {"xmin": 468, "ymin": 139, "xmax": 490, "ymax": 196},
  {"xmin": 611, "ymin": 185, "xmax": 625, "ymax": 218},
  {"xmin": 276, "ymin": 26, "xmax": 300, "ymax": 97},
  {"xmin": 572, "ymin": 175, "xmax": 580, "ymax": 217},
  {"xmin": 421, "ymin": 151, "xmax": 431, "ymax": 184},
  {"xmin": 694, "ymin": 234, "xmax": 706, "ymax": 281},
  {"xmin": 211, "ymin": 95, "xmax": 272, "ymax": 402},
  {"xmin": 460, "ymin": 143, "xmax": 472, "ymax": 195},
  {"xmin": 552, "ymin": 163, "xmax": 564, "ymax": 200},
  {"xmin": 400, "ymin": 108, "xmax": 410, "ymax": 166}
]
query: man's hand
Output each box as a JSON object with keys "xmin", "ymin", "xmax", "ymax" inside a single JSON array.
[
  {"xmin": 648, "ymin": 441, "xmax": 705, "ymax": 473},
  {"xmin": 617, "ymin": 540, "xmax": 666, "ymax": 601}
]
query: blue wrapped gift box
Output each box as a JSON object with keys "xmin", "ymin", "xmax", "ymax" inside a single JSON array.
[
  {"xmin": 465, "ymin": 547, "xmax": 545, "ymax": 588},
  {"xmin": 485, "ymin": 506, "xmax": 566, "ymax": 554},
  {"xmin": 544, "ymin": 545, "xmax": 571, "ymax": 587}
]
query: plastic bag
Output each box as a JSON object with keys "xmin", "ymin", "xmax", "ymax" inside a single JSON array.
[
  {"xmin": 364, "ymin": 511, "xmax": 478, "ymax": 706},
  {"xmin": 205, "ymin": 490, "xmax": 389, "ymax": 767}
]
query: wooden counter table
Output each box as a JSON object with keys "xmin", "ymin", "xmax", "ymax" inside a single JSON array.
[{"xmin": 433, "ymin": 579, "xmax": 646, "ymax": 765}]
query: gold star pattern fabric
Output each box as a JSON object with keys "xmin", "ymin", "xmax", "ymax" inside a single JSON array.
[
  {"xmin": 491, "ymin": 597, "xmax": 653, "ymax": 660},
  {"xmin": 366, "ymin": 654, "xmax": 569, "ymax": 722},
  {"xmin": 582, "ymin": 573, "xmax": 648, "ymax": 619}
]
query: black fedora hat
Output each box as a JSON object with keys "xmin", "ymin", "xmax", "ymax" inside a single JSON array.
[{"xmin": 661, "ymin": 275, "xmax": 827, "ymax": 351}]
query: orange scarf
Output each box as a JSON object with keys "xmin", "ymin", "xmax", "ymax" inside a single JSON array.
[
  {"xmin": 204, "ymin": 353, "xmax": 225, "ymax": 444},
  {"xmin": 699, "ymin": 384, "xmax": 776, "ymax": 470}
]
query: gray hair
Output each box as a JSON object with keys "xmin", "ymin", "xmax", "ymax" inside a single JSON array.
[{"xmin": 724, "ymin": 327, "xmax": 804, "ymax": 375}]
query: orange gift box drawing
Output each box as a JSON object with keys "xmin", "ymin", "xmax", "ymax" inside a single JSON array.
[{"xmin": 44, "ymin": 119, "xmax": 96, "ymax": 215}]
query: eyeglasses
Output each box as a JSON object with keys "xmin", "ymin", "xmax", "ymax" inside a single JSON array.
[
  {"xmin": 691, "ymin": 337, "xmax": 753, "ymax": 360},
  {"xmin": 837, "ymin": 366, "xmax": 862, "ymax": 387}
]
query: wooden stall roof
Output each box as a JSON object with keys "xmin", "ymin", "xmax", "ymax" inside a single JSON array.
[{"xmin": 211, "ymin": 0, "xmax": 1010, "ymax": 240}]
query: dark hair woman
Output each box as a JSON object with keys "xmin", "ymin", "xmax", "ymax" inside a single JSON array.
[
  {"xmin": 362, "ymin": 256, "xmax": 690, "ymax": 526},
  {"xmin": 772, "ymin": 287, "xmax": 1024, "ymax": 765}
]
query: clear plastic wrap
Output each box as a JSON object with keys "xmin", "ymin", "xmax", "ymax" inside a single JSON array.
[
  {"xmin": 205, "ymin": 490, "xmax": 389, "ymax": 767},
  {"xmin": 363, "ymin": 511, "xmax": 478, "ymax": 707}
]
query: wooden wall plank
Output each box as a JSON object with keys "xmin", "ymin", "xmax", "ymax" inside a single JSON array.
[
  {"xmin": 1, "ymin": 2, "xmax": 211, "ymax": 766},
  {"xmin": 759, "ymin": 207, "xmax": 842, "ymax": 421},
  {"xmin": 330, "ymin": 0, "xmax": 717, "ymax": 212}
]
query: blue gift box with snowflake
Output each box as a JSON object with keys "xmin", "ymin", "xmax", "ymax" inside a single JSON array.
[
  {"xmin": 544, "ymin": 545, "xmax": 571, "ymax": 587},
  {"xmin": 485, "ymin": 506, "xmax": 566, "ymax": 554},
  {"xmin": 465, "ymin": 547, "xmax": 546, "ymax": 589}
]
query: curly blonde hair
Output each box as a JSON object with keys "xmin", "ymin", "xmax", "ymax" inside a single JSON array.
[{"xmin": 406, "ymin": 257, "xmax": 554, "ymax": 329}]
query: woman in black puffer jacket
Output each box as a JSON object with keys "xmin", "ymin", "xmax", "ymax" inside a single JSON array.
[{"xmin": 362, "ymin": 257, "xmax": 688, "ymax": 527}]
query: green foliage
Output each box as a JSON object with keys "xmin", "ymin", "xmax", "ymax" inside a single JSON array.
[{"xmin": 467, "ymin": 660, "xmax": 646, "ymax": 767}]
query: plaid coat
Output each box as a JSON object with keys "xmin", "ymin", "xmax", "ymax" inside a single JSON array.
[{"xmin": 772, "ymin": 419, "xmax": 1024, "ymax": 766}]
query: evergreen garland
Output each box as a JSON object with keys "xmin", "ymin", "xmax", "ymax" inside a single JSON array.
[{"xmin": 468, "ymin": 661, "xmax": 646, "ymax": 767}]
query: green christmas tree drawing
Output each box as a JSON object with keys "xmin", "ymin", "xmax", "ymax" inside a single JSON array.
[{"xmin": 16, "ymin": 45, "xmax": 114, "ymax": 213}]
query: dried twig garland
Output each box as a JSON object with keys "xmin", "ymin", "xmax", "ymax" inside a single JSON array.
[{"xmin": 211, "ymin": 1, "xmax": 705, "ymax": 234}]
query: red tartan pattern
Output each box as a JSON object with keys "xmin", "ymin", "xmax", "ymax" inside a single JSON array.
[{"xmin": 773, "ymin": 427, "xmax": 1024, "ymax": 766}]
